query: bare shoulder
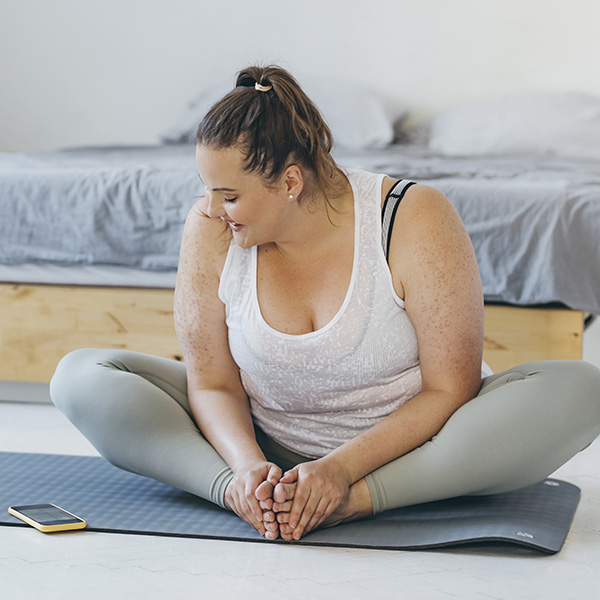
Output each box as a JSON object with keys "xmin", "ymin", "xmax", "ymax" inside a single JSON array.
[
  {"xmin": 174, "ymin": 200, "xmax": 240, "ymax": 390},
  {"xmin": 178, "ymin": 199, "xmax": 232, "ymax": 277},
  {"xmin": 386, "ymin": 184, "xmax": 473, "ymax": 295},
  {"xmin": 388, "ymin": 183, "xmax": 484, "ymax": 398},
  {"xmin": 175, "ymin": 199, "xmax": 232, "ymax": 320},
  {"xmin": 396, "ymin": 183, "xmax": 461, "ymax": 226}
]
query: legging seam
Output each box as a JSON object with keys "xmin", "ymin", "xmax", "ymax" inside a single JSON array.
[{"xmin": 98, "ymin": 361, "xmax": 187, "ymax": 402}]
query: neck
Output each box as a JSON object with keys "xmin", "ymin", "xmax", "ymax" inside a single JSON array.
[{"xmin": 267, "ymin": 184, "xmax": 354, "ymax": 265}]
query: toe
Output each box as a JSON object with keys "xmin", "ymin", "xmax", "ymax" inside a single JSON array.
[
  {"xmin": 262, "ymin": 510, "xmax": 275, "ymax": 523},
  {"xmin": 255, "ymin": 480, "xmax": 274, "ymax": 502},
  {"xmin": 259, "ymin": 498, "xmax": 273, "ymax": 511},
  {"xmin": 273, "ymin": 499, "xmax": 293, "ymax": 513},
  {"xmin": 273, "ymin": 482, "xmax": 296, "ymax": 504},
  {"xmin": 264, "ymin": 530, "xmax": 279, "ymax": 541},
  {"xmin": 276, "ymin": 511, "xmax": 290, "ymax": 523}
]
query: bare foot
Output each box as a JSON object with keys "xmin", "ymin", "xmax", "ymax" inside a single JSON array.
[
  {"xmin": 320, "ymin": 478, "xmax": 373, "ymax": 529},
  {"xmin": 272, "ymin": 480, "xmax": 297, "ymax": 541},
  {"xmin": 275, "ymin": 478, "xmax": 373, "ymax": 540},
  {"xmin": 255, "ymin": 480, "xmax": 279, "ymax": 540}
]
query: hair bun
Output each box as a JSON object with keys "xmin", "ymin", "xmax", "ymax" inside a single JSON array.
[
  {"xmin": 198, "ymin": 64, "xmax": 339, "ymax": 204},
  {"xmin": 236, "ymin": 71, "xmax": 260, "ymax": 89}
]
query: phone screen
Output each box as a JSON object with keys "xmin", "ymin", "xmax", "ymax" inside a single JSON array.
[{"xmin": 13, "ymin": 504, "xmax": 83, "ymax": 525}]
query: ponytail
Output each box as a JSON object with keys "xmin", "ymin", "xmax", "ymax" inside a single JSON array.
[{"xmin": 196, "ymin": 65, "xmax": 344, "ymax": 204}]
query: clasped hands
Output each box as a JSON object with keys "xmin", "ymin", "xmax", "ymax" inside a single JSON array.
[{"xmin": 224, "ymin": 458, "xmax": 353, "ymax": 541}]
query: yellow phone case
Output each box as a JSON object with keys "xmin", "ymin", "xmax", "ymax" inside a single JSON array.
[{"xmin": 8, "ymin": 504, "xmax": 87, "ymax": 533}]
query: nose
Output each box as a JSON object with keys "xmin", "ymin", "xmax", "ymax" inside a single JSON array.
[{"xmin": 205, "ymin": 190, "xmax": 226, "ymax": 220}]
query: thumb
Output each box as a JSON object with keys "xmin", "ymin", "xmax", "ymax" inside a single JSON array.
[
  {"xmin": 279, "ymin": 465, "xmax": 299, "ymax": 483},
  {"xmin": 266, "ymin": 463, "xmax": 283, "ymax": 486}
]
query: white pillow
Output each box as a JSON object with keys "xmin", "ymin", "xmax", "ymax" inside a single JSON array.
[
  {"xmin": 160, "ymin": 82, "xmax": 233, "ymax": 146},
  {"xmin": 428, "ymin": 91, "xmax": 600, "ymax": 157},
  {"xmin": 160, "ymin": 74, "xmax": 396, "ymax": 151}
]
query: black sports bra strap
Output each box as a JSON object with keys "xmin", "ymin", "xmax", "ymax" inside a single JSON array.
[{"xmin": 381, "ymin": 180, "xmax": 417, "ymax": 261}]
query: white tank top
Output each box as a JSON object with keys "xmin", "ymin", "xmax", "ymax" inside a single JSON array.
[{"xmin": 218, "ymin": 168, "xmax": 422, "ymax": 458}]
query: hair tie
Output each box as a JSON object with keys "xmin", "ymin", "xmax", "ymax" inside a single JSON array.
[{"xmin": 254, "ymin": 82, "xmax": 272, "ymax": 92}]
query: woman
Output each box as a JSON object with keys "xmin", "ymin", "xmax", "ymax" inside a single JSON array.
[{"xmin": 51, "ymin": 65, "xmax": 600, "ymax": 542}]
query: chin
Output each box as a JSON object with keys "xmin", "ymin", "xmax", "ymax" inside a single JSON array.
[{"xmin": 232, "ymin": 233, "xmax": 254, "ymax": 250}]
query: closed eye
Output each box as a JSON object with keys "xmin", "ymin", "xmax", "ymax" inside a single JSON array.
[{"xmin": 224, "ymin": 197, "xmax": 237, "ymax": 203}]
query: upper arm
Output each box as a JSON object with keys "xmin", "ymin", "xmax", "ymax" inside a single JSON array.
[
  {"xmin": 387, "ymin": 183, "xmax": 484, "ymax": 402},
  {"xmin": 174, "ymin": 203, "xmax": 245, "ymax": 398}
]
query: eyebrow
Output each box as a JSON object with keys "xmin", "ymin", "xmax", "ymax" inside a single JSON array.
[{"xmin": 197, "ymin": 174, "xmax": 238, "ymax": 193}]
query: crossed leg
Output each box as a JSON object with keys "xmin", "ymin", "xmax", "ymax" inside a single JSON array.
[
  {"xmin": 267, "ymin": 360, "xmax": 600, "ymax": 539},
  {"xmin": 52, "ymin": 351, "xmax": 600, "ymax": 542}
]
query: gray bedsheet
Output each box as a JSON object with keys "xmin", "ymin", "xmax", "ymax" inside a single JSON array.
[
  {"xmin": 0, "ymin": 145, "xmax": 197, "ymax": 271},
  {"xmin": 336, "ymin": 146, "xmax": 600, "ymax": 314},
  {"xmin": 1, "ymin": 144, "xmax": 599, "ymax": 313}
]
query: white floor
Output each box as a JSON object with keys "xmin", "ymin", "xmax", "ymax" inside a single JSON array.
[{"xmin": 2, "ymin": 319, "xmax": 600, "ymax": 600}]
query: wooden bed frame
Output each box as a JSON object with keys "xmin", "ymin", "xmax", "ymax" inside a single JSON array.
[{"xmin": 0, "ymin": 283, "xmax": 584, "ymax": 385}]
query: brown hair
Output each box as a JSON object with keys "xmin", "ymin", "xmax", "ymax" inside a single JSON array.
[{"xmin": 195, "ymin": 65, "xmax": 345, "ymax": 205}]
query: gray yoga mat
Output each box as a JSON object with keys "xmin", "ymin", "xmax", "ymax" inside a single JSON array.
[{"xmin": 0, "ymin": 452, "xmax": 580, "ymax": 554}]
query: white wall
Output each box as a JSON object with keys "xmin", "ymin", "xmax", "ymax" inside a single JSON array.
[{"xmin": 2, "ymin": 0, "xmax": 599, "ymax": 151}]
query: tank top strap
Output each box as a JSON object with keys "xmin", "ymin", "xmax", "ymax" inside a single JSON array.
[
  {"xmin": 381, "ymin": 180, "xmax": 417, "ymax": 261},
  {"xmin": 344, "ymin": 168, "xmax": 386, "ymax": 253}
]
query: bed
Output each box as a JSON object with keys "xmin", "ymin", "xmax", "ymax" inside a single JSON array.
[{"xmin": 1, "ymin": 85, "xmax": 598, "ymax": 399}]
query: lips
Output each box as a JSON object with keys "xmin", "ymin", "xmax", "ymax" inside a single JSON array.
[{"xmin": 223, "ymin": 218, "xmax": 243, "ymax": 231}]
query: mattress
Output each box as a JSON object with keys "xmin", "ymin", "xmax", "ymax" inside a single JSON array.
[
  {"xmin": 0, "ymin": 262, "xmax": 176, "ymax": 288},
  {"xmin": 1, "ymin": 143, "xmax": 599, "ymax": 313}
]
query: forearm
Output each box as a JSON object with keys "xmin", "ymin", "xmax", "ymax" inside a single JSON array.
[
  {"xmin": 190, "ymin": 389, "xmax": 266, "ymax": 472},
  {"xmin": 322, "ymin": 389, "xmax": 469, "ymax": 484}
]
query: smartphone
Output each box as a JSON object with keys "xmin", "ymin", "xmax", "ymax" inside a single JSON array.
[{"xmin": 8, "ymin": 503, "xmax": 87, "ymax": 533}]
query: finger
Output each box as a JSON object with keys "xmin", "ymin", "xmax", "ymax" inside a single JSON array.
[
  {"xmin": 242, "ymin": 499, "xmax": 267, "ymax": 535},
  {"xmin": 245, "ymin": 484, "xmax": 265, "ymax": 523},
  {"xmin": 232, "ymin": 493, "xmax": 266, "ymax": 536},
  {"xmin": 279, "ymin": 466, "xmax": 298, "ymax": 484},
  {"xmin": 278, "ymin": 473, "xmax": 296, "ymax": 484},
  {"xmin": 288, "ymin": 486, "xmax": 310, "ymax": 530},
  {"xmin": 303, "ymin": 498, "xmax": 333, "ymax": 535},
  {"xmin": 234, "ymin": 496, "xmax": 264, "ymax": 535},
  {"xmin": 291, "ymin": 492, "xmax": 319, "ymax": 540},
  {"xmin": 266, "ymin": 464, "xmax": 283, "ymax": 486}
]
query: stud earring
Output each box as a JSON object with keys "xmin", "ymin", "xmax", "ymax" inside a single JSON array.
[{"xmin": 289, "ymin": 194, "xmax": 294, "ymax": 199}]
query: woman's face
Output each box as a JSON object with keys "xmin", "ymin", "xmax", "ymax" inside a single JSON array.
[{"xmin": 195, "ymin": 144, "xmax": 293, "ymax": 249}]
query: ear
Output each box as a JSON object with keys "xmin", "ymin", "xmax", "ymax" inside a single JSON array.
[{"xmin": 283, "ymin": 165, "xmax": 304, "ymax": 201}]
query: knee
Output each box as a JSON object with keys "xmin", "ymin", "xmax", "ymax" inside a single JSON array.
[
  {"xmin": 571, "ymin": 360, "xmax": 600, "ymax": 417},
  {"xmin": 542, "ymin": 360, "xmax": 600, "ymax": 424},
  {"xmin": 50, "ymin": 348, "xmax": 114, "ymax": 418}
]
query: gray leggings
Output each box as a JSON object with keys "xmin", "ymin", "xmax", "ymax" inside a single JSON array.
[{"xmin": 50, "ymin": 349, "xmax": 600, "ymax": 514}]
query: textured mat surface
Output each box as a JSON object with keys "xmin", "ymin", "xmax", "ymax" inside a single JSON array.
[{"xmin": 0, "ymin": 452, "xmax": 580, "ymax": 553}]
